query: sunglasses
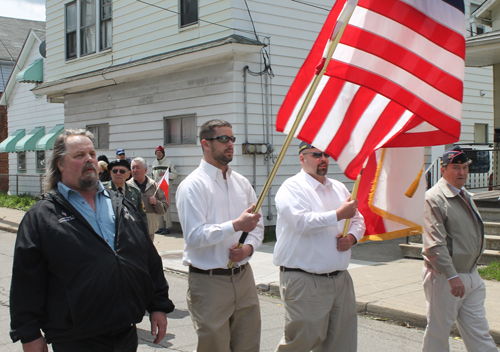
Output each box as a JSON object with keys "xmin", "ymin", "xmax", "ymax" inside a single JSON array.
[
  {"xmin": 205, "ymin": 135, "xmax": 236, "ymax": 143},
  {"xmin": 112, "ymin": 169, "xmax": 128, "ymax": 174},
  {"xmin": 303, "ymin": 151, "xmax": 330, "ymax": 159}
]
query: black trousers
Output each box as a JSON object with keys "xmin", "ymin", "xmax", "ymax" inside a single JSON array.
[{"xmin": 51, "ymin": 325, "xmax": 138, "ymax": 352}]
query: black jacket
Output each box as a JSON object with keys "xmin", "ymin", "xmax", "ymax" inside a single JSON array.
[{"xmin": 10, "ymin": 188, "xmax": 174, "ymax": 344}]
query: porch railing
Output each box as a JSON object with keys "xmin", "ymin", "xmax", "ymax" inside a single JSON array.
[{"xmin": 426, "ymin": 148, "xmax": 500, "ymax": 191}]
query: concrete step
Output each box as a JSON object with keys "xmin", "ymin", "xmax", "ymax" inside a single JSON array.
[
  {"xmin": 400, "ymin": 243, "xmax": 500, "ymax": 265},
  {"xmin": 405, "ymin": 234, "xmax": 500, "ymax": 250},
  {"xmin": 485, "ymin": 222, "xmax": 500, "ymax": 235},
  {"xmin": 486, "ymin": 235, "xmax": 500, "ymax": 250},
  {"xmin": 478, "ymin": 207, "xmax": 500, "ymax": 222}
]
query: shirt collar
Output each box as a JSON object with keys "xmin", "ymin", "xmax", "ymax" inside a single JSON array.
[
  {"xmin": 446, "ymin": 181, "xmax": 465, "ymax": 196},
  {"xmin": 301, "ymin": 169, "xmax": 331, "ymax": 190},
  {"xmin": 200, "ymin": 159, "xmax": 232, "ymax": 180},
  {"xmin": 58, "ymin": 181, "xmax": 108, "ymax": 198}
]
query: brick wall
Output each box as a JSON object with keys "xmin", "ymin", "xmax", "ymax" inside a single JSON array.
[{"xmin": 0, "ymin": 104, "xmax": 9, "ymax": 191}]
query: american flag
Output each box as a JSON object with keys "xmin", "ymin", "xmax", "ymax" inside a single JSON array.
[{"xmin": 276, "ymin": 0, "xmax": 465, "ymax": 180}]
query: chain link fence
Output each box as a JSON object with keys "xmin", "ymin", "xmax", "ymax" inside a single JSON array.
[{"xmin": 0, "ymin": 174, "xmax": 46, "ymax": 196}]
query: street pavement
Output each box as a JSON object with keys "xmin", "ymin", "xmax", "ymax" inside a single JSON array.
[
  {"xmin": 1, "ymin": 207, "xmax": 500, "ymax": 351},
  {"xmin": 0, "ymin": 228, "xmax": 472, "ymax": 351}
]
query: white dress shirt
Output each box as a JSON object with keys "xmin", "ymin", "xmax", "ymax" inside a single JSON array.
[
  {"xmin": 176, "ymin": 159, "xmax": 264, "ymax": 269},
  {"xmin": 273, "ymin": 170, "xmax": 365, "ymax": 273}
]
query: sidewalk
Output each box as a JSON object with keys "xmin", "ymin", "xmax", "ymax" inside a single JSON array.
[{"xmin": 2, "ymin": 207, "xmax": 500, "ymax": 344}]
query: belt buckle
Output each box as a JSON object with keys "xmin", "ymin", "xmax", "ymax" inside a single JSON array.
[{"xmin": 326, "ymin": 271, "xmax": 336, "ymax": 278}]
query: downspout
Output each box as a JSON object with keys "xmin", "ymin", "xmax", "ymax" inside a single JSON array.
[
  {"xmin": 264, "ymin": 70, "xmax": 273, "ymax": 220},
  {"xmin": 243, "ymin": 66, "xmax": 257, "ymax": 189}
]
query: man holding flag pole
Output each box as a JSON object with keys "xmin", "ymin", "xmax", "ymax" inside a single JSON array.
[
  {"xmin": 273, "ymin": 141, "xmax": 365, "ymax": 351},
  {"xmin": 176, "ymin": 119, "xmax": 264, "ymax": 352}
]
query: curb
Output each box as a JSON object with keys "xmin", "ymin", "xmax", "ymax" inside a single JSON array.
[
  {"xmin": 257, "ymin": 280, "xmax": 500, "ymax": 346},
  {"xmin": 0, "ymin": 225, "xmax": 17, "ymax": 234}
]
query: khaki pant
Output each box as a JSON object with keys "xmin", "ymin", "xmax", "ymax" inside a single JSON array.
[
  {"xmin": 422, "ymin": 267, "xmax": 497, "ymax": 352},
  {"xmin": 187, "ymin": 263, "xmax": 261, "ymax": 352},
  {"xmin": 146, "ymin": 213, "xmax": 158, "ymax": 242},
  {"xmin": 275, "ymin": 270, "xmax": 357, "ymax": 352}
]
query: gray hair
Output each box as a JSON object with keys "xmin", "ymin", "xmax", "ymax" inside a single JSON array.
[
  {"xmin": 131, "ymin": 157, "xmax": 148, "ymax": 170},
  {"xmin": 45, "ymin": 129, "xmax": 94, "ymax": 193}
]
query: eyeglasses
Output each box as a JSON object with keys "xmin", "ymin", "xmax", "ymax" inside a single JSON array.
[
  {"xmin": 205, "ymin": 135, "xmax": 236, "ymax": 143},
  {"xmin": 302, "ymin": 151, "xmax": 330, "ymax": 159},
  {"xmin": 112, "ymin": 169, "xmax": 128, "ymax": 174}
]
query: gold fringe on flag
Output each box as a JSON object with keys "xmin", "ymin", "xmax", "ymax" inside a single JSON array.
[{"xmin": 404, "ymin": 147, "xmax": 430, "ymax": 198}]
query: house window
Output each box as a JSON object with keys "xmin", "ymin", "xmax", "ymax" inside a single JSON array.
[
  {"xmin": 470, "ymin": 3, "xmax": 485, "ymax": 36},
  {"xmin": 164, "ymin": 115, "xmax": 196, "ymax": 144},
  {"xmin": 87, "ymin": 123, "xmax": 109, "ymax": 149},
  {"xmin": 101, "ymin": 0, "xmax": 112, "ymax": 49},
  {"xmin": 65, "ymin": 0, "xmax": 112, "ymax": 60},
  {"xmin": 18, "ymin": 152, "xmax": 26, "ymax": 172},
  {"xmin": 80, "ymin": 0, "xmax": 96, "ymax": 56},
  {"xmin": 474, "ymin": 123, "xmax": 488, "ymax": 143},
  {"xmin": 180, "ymin": 0, "xmax": 198, "ymax": 28},
  {"xmin": 36, "ymin": 151, "xmax": 46, "ymax": 171}
]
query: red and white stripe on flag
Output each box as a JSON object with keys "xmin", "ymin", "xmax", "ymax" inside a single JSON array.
[
  {"xmin": 159, "ymin": 169, "xmax": 169, "ymax": 203},
  {"xmin": 276, "ymin": 0, "xmax": 465, "ymax": 180}
]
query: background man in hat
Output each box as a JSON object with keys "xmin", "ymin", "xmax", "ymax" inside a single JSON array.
[
  {"xmin": 421, "ymin": 145, "xmax": 497, "ymax": 351},
  {"xmin": 116, "ymin": 149, "xmax": 132, "ymax": 163},
  {"xmin": 103, "ymin": 159, "xmax": 147, "ymax": 226},
  {"xmin": 273, "ymin": 141, "xmax": 365, "ymax": 352},
  {"xmin": 152, "ymin": 145, "xmax": 178, "ymax": 234}
]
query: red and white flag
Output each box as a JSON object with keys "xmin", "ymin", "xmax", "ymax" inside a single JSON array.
[
  {"xmin": 159, "ymin": 169, "xmax": 169, "ymax": 203},
  {"xmin": 276, "ymin": 0, "xmax": 466, "ymax": 180}
]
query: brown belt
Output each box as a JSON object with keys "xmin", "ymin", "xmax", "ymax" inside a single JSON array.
[
  {"xmin": 189, "ymin": 264, "xmax": 246, "ymax": 276},
  {"xmin": 280, "ymin": 266, "xmax": 342, "ymax": 278}
]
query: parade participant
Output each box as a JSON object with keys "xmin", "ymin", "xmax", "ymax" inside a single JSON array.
[
  {"xmin": 421, "ymin": 146, "xmax": 497, "ymax": 352},
  {"xmin": 273, "ymin": 141, "xmax": 365, "ymax": 352},
  {"xmin": 176, "ymin": 119, "xmax": 264, "ymax": 352},
  {"xmin": 10, "ymin": 129, "xmax": 174, "ymax": 352}
]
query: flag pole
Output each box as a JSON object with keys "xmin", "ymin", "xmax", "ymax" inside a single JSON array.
[
  {"xmin": 228, "ymin": 4, "xmax": 356, "ymax": 268},
  {"xmin": 341, "ymin": 169, "xmax": 362, "ymax": 238}
]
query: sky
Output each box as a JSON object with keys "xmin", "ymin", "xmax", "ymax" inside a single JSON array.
[{"xmin": 1, "ymin": 0, "xmax": 46, "ymax": 21}]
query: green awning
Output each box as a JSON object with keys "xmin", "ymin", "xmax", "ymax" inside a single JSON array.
[
  {"xmin": 0, "ymin": 129, "xmax": 25, "ymax": 153},
  {"xmin": 15, "ymin": 127, "xmax": 45, "ymax": 152},
  {"xmin": 36, "ymin": 124, "xmax": 64, "ymax": 151},
  {"xmin": 16, "ymin": 58, "xmax": 43, "ymax": 83}
]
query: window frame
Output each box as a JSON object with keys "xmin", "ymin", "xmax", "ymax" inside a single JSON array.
[
  {"xmin": 87, "ymin": 123, "xmax": 110, "ymax": 149},
  {"xmin": 65, "ymin": 0, "xmax": 112, "ymax": 60},
  {"xmin": 179, "ymin": 0, "xmax": 199, "ymax": 28},
  {"xmin": 18, "ymin": 152, "xmax": 26, "ymax": 172},
  {"xmin": 474, "ymin": 123, "xmax": 489, "ymax": 144},
  {"xmin": 36, "ymin": 151, "xmax": 46, "ymax": 172},
  {"xmin": 164, "ymin": 114, "xmax": 197, "ymax": 145}
]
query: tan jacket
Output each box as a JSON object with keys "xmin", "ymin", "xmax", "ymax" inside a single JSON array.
[
  {"xmin": 422, "ymin": 178, "xmax": 485, "ymax": 278},
  {"xmin": 127, "ymin": 176, "xmax": 168, "ymax": 215}
]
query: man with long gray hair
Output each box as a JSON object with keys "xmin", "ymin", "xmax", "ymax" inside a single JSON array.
[{"xmin": 10, "ymin": 129, "xmax": 174, "ymax": 352}]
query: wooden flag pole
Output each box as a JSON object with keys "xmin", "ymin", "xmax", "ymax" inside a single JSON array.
[
  {"xmin": 341, "ymin": 169, "xmax": 362, "ymax": 238},
  {"xmin": 228, "ymin": 6, "xmax": 355, "ymax": 268}
]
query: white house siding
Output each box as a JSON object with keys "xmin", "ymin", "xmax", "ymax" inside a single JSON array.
[
  {"xmin": 45, "ymin": 0, "xmax": 239, "ymax": 82},
  {"xmin": 6, "ymin": 44, "xmax": 64, "ymax": 196},
  {"xmin": 461, "ymin": 67, "xmax": 494, "ymax": 144}
]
